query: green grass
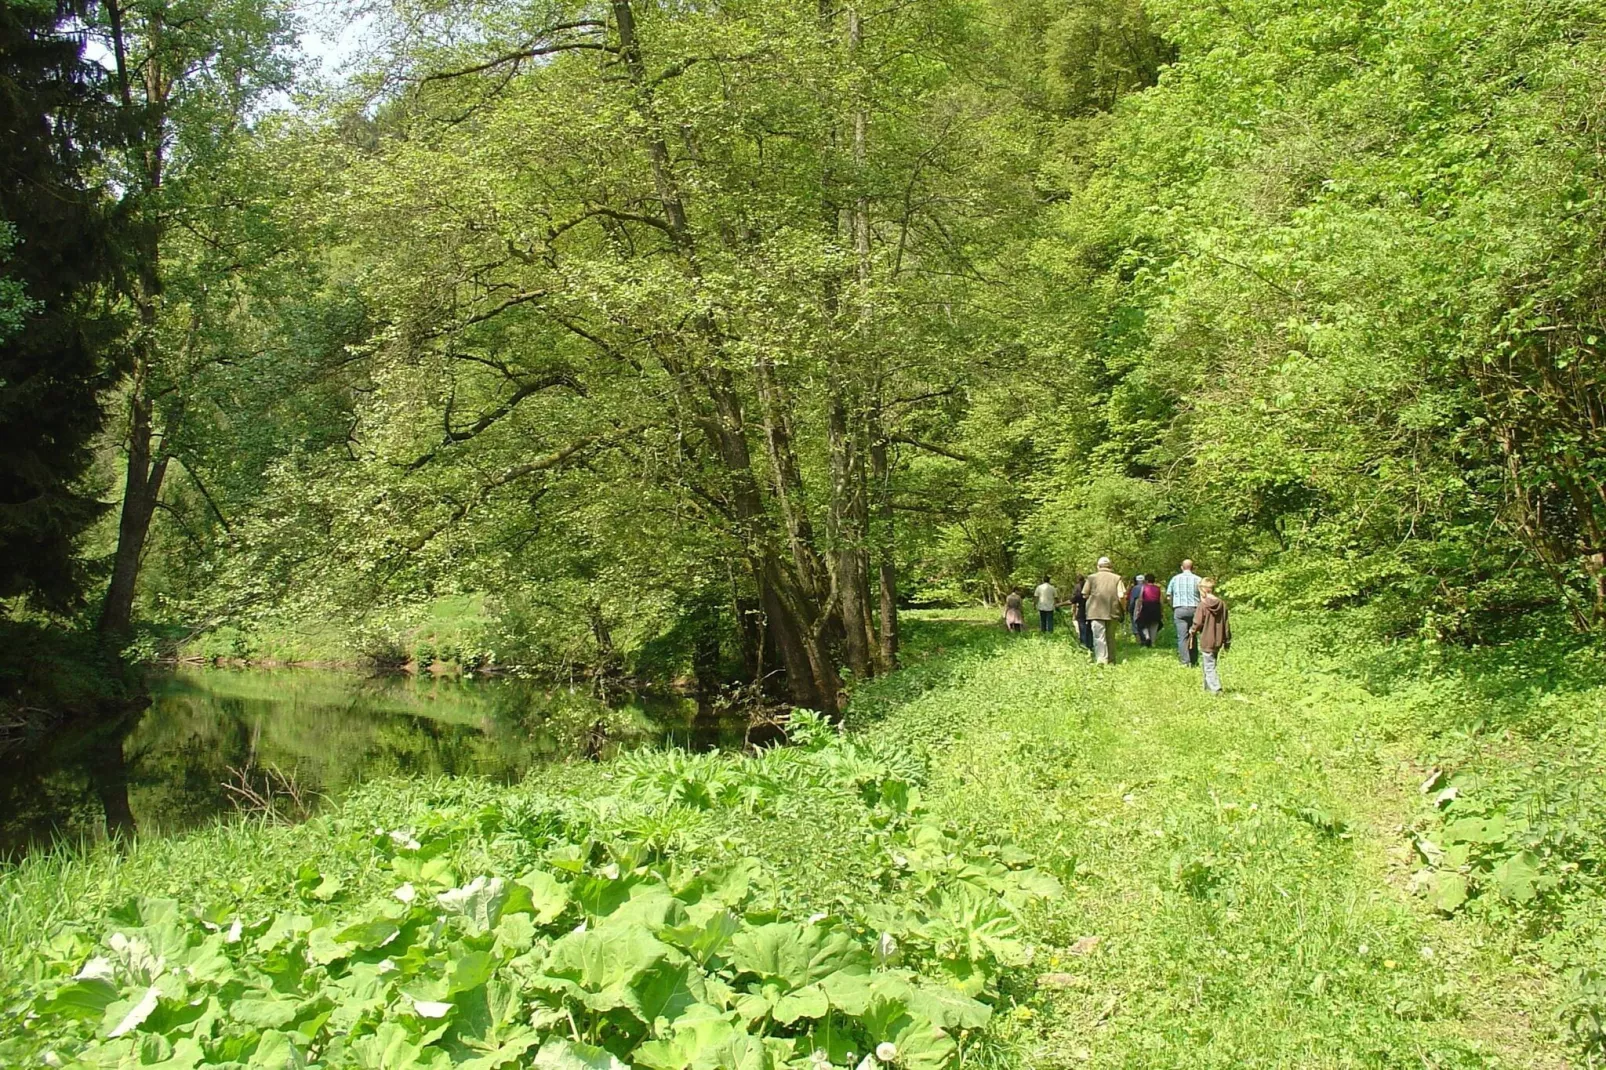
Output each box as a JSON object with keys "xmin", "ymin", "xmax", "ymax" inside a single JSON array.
[{"xmin": 3, "ymin": 612, "xmax": 1600, "ymax": 1068}]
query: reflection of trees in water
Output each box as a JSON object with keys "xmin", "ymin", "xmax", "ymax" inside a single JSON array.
[
  {"xmin": 0, "ymin": 708, "xmax": 142, "ymax": 859},
  {"xmin": 1, "ymin": 668, "xmax": 748, "ymax": 859}
]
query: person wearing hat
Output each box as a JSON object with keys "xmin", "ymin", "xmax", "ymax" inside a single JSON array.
[{"xmin": 1080, "ymin": 557, "xmax": 1127, "ymax": 665}]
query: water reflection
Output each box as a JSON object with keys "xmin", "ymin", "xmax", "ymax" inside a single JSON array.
[{"xmin": 0, "ymin": 667, "xmax": 746, "ymax": 859}]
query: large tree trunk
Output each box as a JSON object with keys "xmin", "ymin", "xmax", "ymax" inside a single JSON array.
[
  {"xmin": 614, "ymin": 0, "xmax": 843, "ymax": 715},
  {"xmin": 828, "ymin": 389, "xmax": 877, "ymax": 681},
  {"xmin": 755, "ymin": 353, "xmax": 829, "ymax": 602},
  {"xmin": 98, "ymin": 8, "xmax": 168, "ymax": 641},
  {"xmin": 870, "ymin": 416, "xmax": 899, "ymax": 668},
  {"xmin": 98, "ymin": 390, "xmax": 168, "ymax": 637}
]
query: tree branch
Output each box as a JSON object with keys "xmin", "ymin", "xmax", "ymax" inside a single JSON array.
[
  {"xmin": 891, "ymin": 434, "xmax": 974, "ymax": 463},
  {"xmin": 417, "ymin": 23, "xmax": 613, "ymax": 85},
  {"xmin": 407, "ymin": 371, "xmax": 587, "ymax": 471}
]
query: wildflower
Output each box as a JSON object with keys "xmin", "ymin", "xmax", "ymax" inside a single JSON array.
[
  {"xmin": 1357, "ymin": 944, "xmax": 1369, "ymax": 956},
  {"xmin": 875, "ymin": 1042, "xmax": 898, "ymax": 1062},
  {"xmin": 393, "ymin": 883, "xmax": 417, "ymax": 904},
  {"xmin": 809, "ymin": 912, "xmax": 830, "ymax": 924},
  {"xmin": 809, "ymin": 1049, "xmax": 831, "ymax": 1066}
]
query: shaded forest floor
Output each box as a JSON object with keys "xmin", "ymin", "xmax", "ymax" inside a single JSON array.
[{"xmin": 2, "ymin": 611, "xmax": 1600, "ymax": 1068}]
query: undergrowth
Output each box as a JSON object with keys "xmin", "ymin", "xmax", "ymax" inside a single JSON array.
[{"xmin": 2, "ymin": 611, "xmax": 1602, "ymax": 1068}]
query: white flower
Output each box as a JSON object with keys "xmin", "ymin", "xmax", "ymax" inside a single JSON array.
[
  {"xmin": 1358, "ymin": 944, "xmax": 1370, "ymax": 956},
  {"xmin": 225, "ymin": 919, "xmax": 243, "ymax": 944},
  {"xmin": 809, "ymin": 1050, "xmax": 831, "ymax": 1066},
  {"xmin": 42, "ymin": 1052, "xmax": 64, "ymax": 1068},
  {"xmin": 393, "ymin": 882, "xmax": 417, "ymax": 904},
  {"xmin": 377, "ymin": 958, "xmax": 397, "ymax": 973},
  {"xmin": 808, "ymin": 912, "xmax": 829, "ymax": 925},
  {"xmin": 875, "ymin": 1042, "xmax": 898, "ymax": 1062}
]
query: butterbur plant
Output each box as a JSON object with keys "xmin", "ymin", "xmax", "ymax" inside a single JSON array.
[{"xmin": 7, "ymin": 734, "xmax": 1057, "ymax": 1070}]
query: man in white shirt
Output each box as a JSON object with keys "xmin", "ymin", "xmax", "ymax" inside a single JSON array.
[{"xmin": 1033, "ymin": 575, "xmax": 1058, "ymax": 634}]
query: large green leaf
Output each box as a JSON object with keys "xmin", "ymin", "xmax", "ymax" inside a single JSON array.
[
  {"xmin": 533, "ymin": 1039, "xmax": 631, "ymax": 1070},
  {"xmin": 443, "ymin": 980, "xmax": 540, "ymax": 1070},
  {"xmin": 538, "ymin": 925, "xmax": 677, "ymax": 1017},
  {"xmin": 663, "ymin": 911, "xmax": 742, "ymax": 966},
  {"xmin": 1489, "ymin": 850, "xmax": 1546, "ymax": 903},
  {"xmin": 908, "ymin": 985, "xmax": 990, "ymax": 1030},
  {"xmin": 727, "ymin": 923, "xmax": 869, "ymax": 990},
  {"xmin": 229, "ymin": 996, "xmax": 302, "ymax": 1029},
  {"xmin": 1425, "ymin": 872, "xmax": 1470, "ymax": 913},
  {"xmin": 37, "ymin": 978, "xmax": 120, "ymax": 1020},
  {"xmin": 510, "ymin": 870, "xmax": 571, "ymax": 925},
  {"xmin": 249, "ymin": 1030, "xmax": 309, "ymax": 1070},
  {"xmin": 437, "ymin": 877, "xmax": 513, "ymax": 932},
  {"xmin": 634, "ymin": 956, "xmax": 708, "ymax": 1025},
  {"xmin": 770, "ymin": 983, "xmax": 828, "ymax": 1024}
]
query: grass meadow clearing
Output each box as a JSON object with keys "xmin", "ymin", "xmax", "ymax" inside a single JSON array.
[{"xmin": 3, "ymin": 613, "xmax": 1600, "ymax": 1069}]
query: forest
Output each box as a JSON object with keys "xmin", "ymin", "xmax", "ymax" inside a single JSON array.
[{"xmin": 2, "ymin": 0, "xmax": 1605, "ymax": 1066}]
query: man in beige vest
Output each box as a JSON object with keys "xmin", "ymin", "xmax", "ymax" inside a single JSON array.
[{"xmin": 1081, "ymin": 557, "xmax": 1128, "ymax": 665}]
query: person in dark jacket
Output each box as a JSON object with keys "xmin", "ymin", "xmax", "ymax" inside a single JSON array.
[
  {"xmin": 1135, "ymin": 576, "xmax": 1163, "ymax": 647},
  {"xmin": 1069, "ymin": 575, "xmax": 1093, "ymax": 651},
  {"xmin": 1188, "ymin": 579, "xmax": 1232, "ymax": 693}
]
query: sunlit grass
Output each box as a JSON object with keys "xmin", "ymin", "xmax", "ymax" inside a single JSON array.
[{"xmin": 2, "ymin": 613, "xmax": 1596, "ymax": 1067}]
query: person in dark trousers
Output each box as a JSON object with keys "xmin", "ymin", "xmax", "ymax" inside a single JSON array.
[
  {"xmin": 1033, "ymin": 575, "xmax": 1058, "ymax": 634},
  {"xmin": 1166, "ymin": 559, "xmax": 1203, "ymax": 666},
  {"xmin": 1135, "ymin": 575, "xmax": 1163, "ymax": 647},
  {"xmin": 1004, "ymin": 588, "xmax": 1024, "ymax": 633},
  {"xmin": 1127, "ymin": 575, "xmax": 1144, "ymax": 638},
  {"xmin": 1189, "ymin": 578, "xmax": 1232, "ymax": 692},
  {"xmin": 1069, "ymin": 574, "xmax": 1093, "ymax": 650}
]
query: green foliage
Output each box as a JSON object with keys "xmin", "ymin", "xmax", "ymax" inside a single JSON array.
[
  {"xmin": 983, "ymin": 0, "xmax": 1606, "ymax": 632},
  {"xmin": 0, "ymin": 0, "xmax": 121, "ymax": 610},
  {"xmin": 1, "ymin": 705, "xmax": 1064, "ymax": 1069}
]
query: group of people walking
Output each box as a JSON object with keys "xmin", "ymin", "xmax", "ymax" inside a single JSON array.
[{"xmin": 1002, "ymin": 558, "xmax": 1233, "ymax": 692}]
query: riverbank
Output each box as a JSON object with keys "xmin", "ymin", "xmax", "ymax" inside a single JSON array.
[{"xmin": 2, "ymin": 612, "xmax": 1600, "ymax": 1067}]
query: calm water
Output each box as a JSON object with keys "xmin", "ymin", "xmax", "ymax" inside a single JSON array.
[{"xmin": 0, "ymin": 667, "xmax": 745, "ymax": 859}]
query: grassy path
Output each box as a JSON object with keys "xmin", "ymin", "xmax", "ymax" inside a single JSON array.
[{"xmin": 857, "ymin": 613, "xmax": 1567, "ymax": 1069}]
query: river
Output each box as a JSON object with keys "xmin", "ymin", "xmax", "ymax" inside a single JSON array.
[{"xmin": 0, "ymin": 666, "xmax": 745, "ymax": 860}]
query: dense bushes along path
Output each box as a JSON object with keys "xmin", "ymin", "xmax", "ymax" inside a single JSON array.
[{"xmin": 3, "ymin": 613, "xmax": 1600, "ymax": 1068}]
